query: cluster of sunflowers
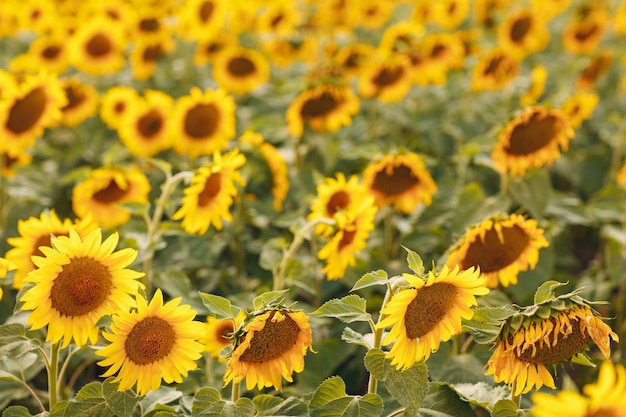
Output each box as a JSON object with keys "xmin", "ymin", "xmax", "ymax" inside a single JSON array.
[{"xmin": 1, "ymin": 0, "xmax": 626, "ymax": 416}]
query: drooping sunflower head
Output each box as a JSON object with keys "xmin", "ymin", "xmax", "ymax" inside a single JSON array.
[
  {"xmin": 485, "ymin": 282, "xmax": 619, "ymax": 397},
  {"xmin": 223, "ymin": 307, "xmax": 314, "ymax": 391},
  {"xmin": 445, "ymin": 213, "xmax": 549, "ymax": 288},
  {"xmin": 491, "ymin": 106, "xmax": 574, "ymax": 177}
]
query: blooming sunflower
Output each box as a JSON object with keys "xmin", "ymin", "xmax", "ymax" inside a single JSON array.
[
  {"xmin": 357, "ymin": 52, "xmax": 414, "ymax": 103},
  {"xmin": 6, "ymin": 210, "xmax": 96, "ymax": 290},
  {"xmin": 97, "ymin": 288, "xmax": 206, "ymax": 396},
  {"xmin": 99, "ymin": 86, "xmax": 140, "ymax": 131},
  {"xmin": 471, "ymin": 48, "xmax": 520, "ymax": 91},
  {"xmin": 485, "ymin": 285, "xmax": 619, "ymax": 396},
  {"xmin": 520, "ymin": 65, "xmax": 548, "ymax": 106},
  {"xmin": 193, "ymin": 32, "xmax": 238, "ymax": 67},
  {"xmin": 0, "ymin": 258, "xmax": 17, "ymax": 300},
  {"xmin": 170, "ymin": 87, "xmax": 236, "ymax": 159},
  {"xmin": 201, "ymin": 316, "xmax": 236, "ymax": 360},
  {"xmin": 491, "ymin": 106, "xmax": 574, "ymax": 177},
  {"xmin": 531, "ymin": 361, "xmax": 626, "ymax": 417},
  {"xmin": 172, "ymin": 149, "xmax": 246, "ymax": 234},
  {"xmin": 411, "ymin": 32, "xmax": 466, "ymax": 86},
  {"xmin": 530, "ymin": 0, "xmax": 571, "ymax": 19},
  {"xmin": 445, "ymin": 214, "xmax": 549, "ymax": 288},
  {"xmin": 576, "ymin": 51, "xmax": 613, "ymax": 91},
  {"xmin": 212, "ymin": 46, "xmax": 270, "ymax": 95},
  {"xmin": 497, "ymin": 8, "xmax": 550, "ymax": 60},
  {"xmin": 255, "ymin": 1, "xmax": 302, "ymax": 35},
  {"xmin": 176, "ymin": 0, "xmax": 227, "ymax": 42},
  {"xmin": 129, "ymin": 36, "xmax": 176, "ymax": 81},
  {"xmin": 68, "ymin": 17, "xmax": 126, "ymax": 75},
  {"xmin": 377, "ymin": 265, "xmax": 489, "ymax": 371},
  {"xmin": 286, "ymin": 83, "xmax": 360, "ymax": 138},
  {"xmin": 20, "ymin": 228, "xmax": 144, "ymax": 348},
  {"xmin": 562, "ymin": 9, "xmax": 609, "ymax": 55},
  {"xmin": 432, "ymin": 0, "xmax": 470, "ymax": 30},
  {"xmin": 331, "ymin": 43, "xmax": 376, "ymax": 79},
  {"xmin": 72, "ymin": 166, "xmax": 151, "ymax": 229},
  {"xmin": 262, "ymin": 36, "xmax": 319, "ymax": 69},
  {"xmin": 9, "ymin": 32, "xmax": 70, "ymax": 75},
  {"xmin": 223, "ymin": 308, "xmax": 314, "ymax": 391},
  {"xmin": 350, "ymin": 0, "xmax": 395, "ymax": 30},
  {"xmin": 362, "ymin": 153, "xmax": 437, "ymax": 214},
  {"xmin": 1, "ymin": 146, "xmax": 32, "ymax": 178},
  {"xmin": 560, "ymin": 92, "xmax": 599, "ymax": 128},
  {"xmin": 59, "ymin": 77, "xmax": 100, "ymax": 127}
]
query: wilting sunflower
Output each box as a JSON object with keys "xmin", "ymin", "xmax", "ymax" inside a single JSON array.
[
  {"xmin": 1, "ymin": 146, "xmax": 32, "ymax": 177},
  {"xmin": 59, "ymin": 77, "xmax": 100, "ymax": 127},
  {"xmin": 176, "ymin": 0, "xmax": 227, "ymax": 42},
  {"xmin": 97, "ymin": 288, "xmax": 206, "ymax": 396},
  {"xmin": 531, "ymin": 361, "xmax": 626, "ymax": 417},
  {"xmin": 560, "ymin": 92, "xmax": 599, "ymax": 128},
  {"xmin": 497, "ymin": 8, "xmax": 550, "ymax": 60},
  {"xmin": 212, "ymin": 46, "xmax": 270, "ymax": 95},
  {"xmin": 68, "ymin": 17, "xmax": 126, "ymax": 75},
  {"xmin": 445, "ymin": 214, "xmax": 549, "ymax": 288},
  {"xmin": 118, "ymin": 89, "xmax": 173, "ymax": 157},
  {"xmin": 362, "ymin": 153, "xmax": 437, "ymax": 214},
  {"xmin": 171, "ymin": 87, "xmax": 236, "ymax": 159},
  {"xmin": 6, "ymin": 210, "xmax": 96, "ymax": 290},
  {"xmin": 286, "ymin": 83, "xmax": 360, "ymax": 138},
  {"xmin": 172, "ymin": 149, "xmax": 246, "ymax": 234},
  {"xmin": 223, "ymin": 308, "xmax": 314, "ymax": 391},
  {"xmin": 377, "ymin": 265, "xmax": 488, "ymax": 370},
  {"xmin": 485, "ymin": 286, "xmax": 619, "ymax": 396},
  {"xmin": 239, "ymin": 131, "xmax": 289, "ymax": 211},
  {"xmin": 129, "ymin": 36, "xmax": 176, "ymax": 81},
  {"xmin": 358, "ymin": 52, "xmax": 414, "ymax": 103},
  {"xmin": 471, "ymin": 48, "xmax": 520, "ymax": 91},
  {"xmin": 520, "ymin": 65, "xmax": 548, "ymax": 106},
  {"xmin": 100, "ymin": 86, "xmax": 139, "ymax": 131},
  {"xmin": 0, "ymin": 70, "xmax": 67, "ymax": 152},
  {"xmin": 576, "ymin": 51, "xmax": 613, "ymax": 91},
  {"xmin": 492, "ymin": 106, "xmax": 574, "ymax": 177},
  {"xmin": 72, "ymin": 166, "xmax": 151, "ymax": 229},
  {"xmin": 20, "ymin": 228, "xmax": 144, "ymax": 348},
  {"xmin": 317, "ymin": 197, "xmax": 377, "ymax": 280}
]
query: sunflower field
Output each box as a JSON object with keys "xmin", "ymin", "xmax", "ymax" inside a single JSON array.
[{"xmin": 1, "ymin": 0, "xmax": 626, "ymax": 416}]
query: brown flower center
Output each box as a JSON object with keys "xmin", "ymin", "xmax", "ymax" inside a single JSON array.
[
  {"xmin": 86, "ymin": 33, "xmax": 112, "ymax": 57},
  {"xmin": 372, "ymin": 163, "xmax": 419, "ymax": 196},
  {"xmin": 113, "ymin": 101, "xmax": 127, "ymax": 115},
  {"xmin": 184, "ymin": 103, "xmax": 219, "ymax": 139},
  {"xmin": 62, "ymin": 85, "xmax": 85, "ymax": 111},
  {"xmin": 139, "ymin": 18, "xmax": 160, "ymax": 32},
  {"xmin": 143, "ymin": 44, "xmax": 163, "ymax": 62},
  {"xmin": 93, "ymin": 179, "xmax": 128, "ymax": 204},
  {"xmin": 326, "ymin": 190, "xmax": 350, "ymax": 216},
  {"xmin": 338, "ymin": 227, "xmax": 357, "ymax": 251},
  {"xmin": 510, "ymin": 16, "xmax": 531, "ymax": 43},
  {"xmin": 301, "ymin": 92, "xmax": 339, "ymax": 119},
  {"xmin": 461, "ymin": 224, "xmax": 530, "ymax": 273},
  {"xmin": 138, "ymin": 110, "xmax": 163, "ymax": 139},
  {"xmin": 198, "ymin": 173, "xmax": 221, "ymax": 207},
  {"xmin": 6, "ymin": 87, "xmax": 46, "ymax": 135},
  {"xmin": 515, "ymin": 318, "xmax": 590, "ymax": 364},
  {"xmin": 505, "ymin": 112, "xmax": 562, "ymax": 155},
  {"xmin": 125, "ymin": 317, "xmax": 176, "ymax": 365},
  {"xmin": 240, "ymin": 312, "xmax": 300, "ymax": 362},
  {"xmin": 199, "ymin": 1, "xmax": 215, "ymax": 22},
  {"xmin": 42, "ymin": 45, "xmax": 61, "ymax": 60},
  {"xmin": 50, "ymin": 257, "xmax": 112, "ymax": 316},
  {"xmin": 227, "ymin": 56, "xmax": 256, "ymax": 77},
  {"xmin": 574, "ymin": 23, "xmax": 598, "ymax": 42},
  {"xmin": 373, "ymin": 66, "xmax": 404, "ymax": 88},
  {"xmin": 215, "ymin": 321, "xmax": 234, "ymax": 344},
  {"xmin": 404, "ymin": 283, "xmax": 457, "ymax": 339},
  {"xmin": 32, "ymin": 231, "xmax": 69, "ymax": 259}
]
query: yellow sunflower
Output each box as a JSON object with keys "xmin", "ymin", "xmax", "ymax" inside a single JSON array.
[
  {"xmin": 201, "ymin": 317, "xmax": 236, "ymax": 360},
  {"xmin": 0, "ymin": 258, "xmax": 17, "ymax": 300},
  {"xmin": 72, "ymin": 166, "xmax": 151, "ymax": 229},
  {"xmin": 212, "ymin": 46, "xmax": 270, "ymax": 95},
  {"xmin": 563, "ymin": 9, "xmax": 609, "ymax": 55},
  {"xmin": 520, "ymin": 65, "xmax": 548, "ymax": 106},
  {"xmin": 331, "ymin": 42, "xmax": 376, "ymax": 79},
  {"xmin": 471, "ymin": 48, "xmax": 520, "ymax": 91},
  {"xmin": 254, "ymin": 1, "xmax": 302, "ymax": 35},
  {"xmin": 172, "ymin": 149, "xmax": 246, "ymax": 234},
  {"xmin": 531, "ymin": 361, "xmax": 626, "ymax": 417},
  {"xmin": 97, "ymin": 288, "xmax": 206, "ymax": 396},
  {"xmin": 357, "ymin": 52, "xmax": 414, "ymax": 103},
  {"xmin": 492, "ymin": 106, "xmax": 574, "ymax": 177},
  {"xmin": 9, "ymin": 32, "xmax": 70, "ymax": 75},
  {"xmin": 68, "ymin": 17, "xmax": 127, "ymax": 75},
  {"xmin": 431, "ymin": 0, "xmax": 470, "ymax": 30},
  {"xmin": 6, "ymin": 210, "xmax": 96, "ymax": 291},
  {"xmin": 530, "ymin": 0, "xmax": 571, "ymax": 19},
  {"xmin": 176, "ymin": 0, "xmax": 227, "ymax": 42},
  {"xmin": 193, "ymin": 32, "xmax": 238, "ymax": 67},
  {"xmin": 59, "ymin": 77, "xmax": 100, "ymax": 127},
  {"xmin": 350, "ymin": 0, "xmax": 395, "ymax": 30},
  {"xmin": 286, "ymin": 83, "xmax": 360, "ymax": 137},
  {"xmin": 560, "ymin": 92, "xmax": 599, "ymax": 128},
  {"xmin": 411, "ymin": 32, "xmax": 466, "ymax": 86},
  {"xmin": 576, "ymin": 50, "xmax": 613, "ymax": 91},
  {"xmin": 617, "ymin": 164, "xmax": 626, "ymax": 189},
  {"xmin": 377, "ymin": 265, "xmax": 489, "ymax": 371},
  {"xmin": 99, "ymin": 86, "xmax": 140, "ymax": 131},
  {"xmin": 20, "ymin": 228, "xmax": 144, "ymax": 348},
  {"xmin": 473, "ymin": 0, "xmax": 508, "ymax": 28},
  {"xmin": 362, "ymin": 153, "xmax": 437, "ymax": 214},
  {"xmin": 485, "ymin": 290, "xmax": 619, "ymax": 397},
  {"xmin": 129, "ymin": 36, "xmax": 176, "ymax": 81},
  {"xmin": 223, "ymin": 308, "xmax": 314, "ymax": 391},
  {"xmin": 118, "ymin": 89, "xmax": 173, "ymax": 157},
  {"xmin": 378, "ymin": 20, "xmax": 424, "ymax": 55},
  {"xmin": 615, "ymin": 2, "xmax": 626, "ymax": 35},
  {"xmin": 262, "ymin": 36, "xmax": 319, "ymax": 69},
  {"xmin": 170, "ymin": 87, "xmax": 236, "ymax": 159},
  {"xmin": 497, "ymin": 8, "xmax": 550, "ymax": 60},
  {"xmin": 1, "ymin": 146, "xmax": 32, "ymax": 178},
  {"xmin": 445, "ymin": 214, "xmax": 549, "ymax": 288}
]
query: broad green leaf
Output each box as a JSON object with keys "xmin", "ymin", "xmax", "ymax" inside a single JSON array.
[
  {"xmin": 192, "ymin": 387, "xmax": 222, "ymax": 414},
  {"xmin": 415, "ymin": 382, "xmax": 479, "ymax": 417},
  {"xmin": 102, "ymin": 377, "xmax": 138, "ymax": 417},
  {"xmin": 199, "ymin": 293, "xmax": 240, "ymax": 320},
  {"xmin": 403, "ymin": 247, "xmax": 425, "ymax": 277},
  {"xmin": 0, "ymin": 324, "xmax": 41, "ymax": 357},
  {"xmin": 2, "ymin": 405, "xmax": 35, "ymax": 417},
  {"xmin": 253, "ymin": 395, "xmax": 283, "ymax": 412},
  {"xmin": 49, "ymin": 400, "xmax": 69, "ymax": 417},
  {"xmin": 491, "ymin": 399, "xmax": 520, "ymax": 417},
  {"xmin": 252, "ymin": 289, "xmax": 290, "ymax": 311},
  {"xmin": 508, "ymin": 169, "xmax": 552, "ymax": 220},
  {"xmin": 312, "ymin": 295, "xmax": 371, "ymax": 323},
  {"xmin": 309, "ymin": 394, "xmax": 383, "ymax": 417},
  {"xmin": 193, "ymin": 397, "xmax": 255, "ymax": 417},
  {"xmin": 259, "ymin": 245, "xmax": 283, "ymax": 273},
  {"xmin": 256, "ymin": 397, "xmax": 308, "ymax": 416},
  {"xmin": 64, "ymin": 399, "xmax": 114, "ymax": 417},
  {"xmin": 534, "ymin": 281, "xmax": 568, "ymax": 304},
  {"xmin": 310, "ymin": 377, "xmax": 347, "ymax": 409},
  {"xmin": 351, "ymin": 270, "xmax": 388, "ymax": 292},
  {"xmin": 363, "ymin": 349, "xmax": 386, "ymax": 381},
  {"xmin": 143, "ymin": 404, "xmax": 179, "ymax": 417},
  {"xmin": 139, "ymin": 386, "xmax": 183, "ymax": 414},
  {"xmin": 75, "ymin": 382, "xmax": 104, "ymax": 400},
  {"xmin": 383, "ymin": 361, "xmax": 429, "ymax": 416},
  {"xmin": 462, "ymin": 307, "xmax": 514, "ymax": 344},
  {"xmin": 341, "ymin": 327, "xmax": 371, "ymax": 349},
  {"xmin": 145, "ymin": 157, "xmax": 172, "ymax": 176}
]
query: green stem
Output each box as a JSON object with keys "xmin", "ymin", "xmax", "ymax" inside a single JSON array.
[
  {"xmin": 231, "ymin": 381, "xmax": 240, "ymax": 402},
  {"xmin": 383, "ymin": 208, "xmax": 395, "ymax": 261},
  {"xmin": 511, "ymin": 380, "xmax": 521, "ymax": 409},
  {"xmin": 48, "ymin": 342, "xmax": 60, "ymax": 410},
  {"xmin": 386, "ymin": 408, "xmax": 406, "ymax": 417},
  {"xmin": 367, "ymin": 281, "xmax": 396, "ymax": 395},
  {"xmin": 56, "ymin": 346, "xmax": 81, "ymax": 399},
  {"xmin": 18, "ymin": 378, "xmax": 45, "ymax": 413}
]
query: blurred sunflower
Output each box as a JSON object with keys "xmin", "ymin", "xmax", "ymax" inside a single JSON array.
[
  {"xmin": 378, "ymin": 20, "xmax": 424, "ymax": 55},
  {"xmin": 560, "ymin": 92, "xmax": 599, "ymax": 128},
  {"xmin": 412, "ymin": 32, "xmax": 466, "ymax": 86},
  {"xmin": 530, "ymin": 0, "xmax": 571, "ymax": 19},
  {"xmin": 224, "ymin": 308, "xmax": 314, "ymax": 391},
  {"xmin": 471, "ymin": 48, "xmax": 520, "ymax": 91},
  {"xmin": 531, "ymin": 361, "xmax": 626, "ymax": 417},
  {"xmin": 497, "ymin": 8, "xmax": 550, "ymax": 60},
  {"xmin": 472, "ymin": 0, "xmax": 508, "ymax": 28},
  {"xmin": 68, "ymin": 17, "xmax": 127, "ymax": 75},
  {"xmin": 100, "ymin": 86, "xmax": 139, "ymax": 131},
  {"xmin": 59, "ymin": 77, "xmax": 100, "ymax": 127},
  {"xmin": 126, "ymin": 7, "xmax": 169, "ymax": 42},
  {"xmin": 14, "ymin": 0, "xmax": 57, "ymax": 34},
  {"xmin": 331, "ymin": 43, "xmax": 376, "ymax": 79},
  {"xmin": 118, "ymin": 89, "xmax": 173, "ymax": 157},
  {"xmin": 1, "ymin": 146, "xmax": 32, "ymax": 178},
  {"xmin": 193, "ymin": 32, "xmax": 238, "ymax": 67},
  {"xmin": 563, "ymin": 9, "xmax": 609, "ymax": 55},
  {"xmin": 9, "ymin": 32, "xmax": 70, "ymax": 74},
  {"xmin": 201, "ymin": 316, "xmax": 236, "ymax": 361},
  {"xmin": 172, "ymin": 149, "xmax": 246, "ymax": 234},
  {"xmin": 445, "ymin": 214, "xmax": 549, "ymax": 288},
  {"xmin": 362, "ymin": 153, "xmax": 437, "ymax": 214},
  {"xmin": 485, "ymin": 287, "xmax": 619, "ymax": 396},
  {"xmin": 97, "ymin": 288, "xmax": 206, "ymax": 396},
  {"xmin": 171, "ymin": 87, "xmax": 236, "ymax": 159},
  {"xmin": 576, "ymin": 50, "xmax": 613, "ymax": 91},
  {"xmin": 520, "ymin": 65, "xmax": 548, "ymax": 106},
  {"xmin": 72, "ymin": 166, "xmax": 151, "ymax": 229},
  {"xmin": 212, "ymin": 46, "xmax": 270, "ymax": 95},
  {"xmin": 431, "ymin": 0, "xmax": 470, "ymax": 30},
  {"xmin": 0, "ymin": 3, "xmax": 19, "ymax": 38},
  {"xmin": 350, "ymin": 0, "xmax": 395, "ymax": 30},
  {"xmin": 615, "ymin": 2, "xmax": 626, "ymax": 35},
  {"xmin": 129, "ymin": 36, "xmax": 176, "ymax": 81},
  {"xmin": 262, "ymin": 36, "xmax": 319, "ymax": 69},
  {"xmin": 20, "ymin": 228, "xmax": 144, "ymax": 348},
  {"xmin": 6, "ymin": 210, "xmax": 96, "ymax": 290},
  {"xmin": 176, "ymin": 0, "xmax": 226, "ymax": 42},
  {"xmin": 0, "ymin": 258, "xmax": 17, "ymax": 300},
  {"xmin": 254, "ymin": 1, "xmax": 302, "ymax": 35},
  {"xmin": 378, "ymin": 265, "xmax": 488, "ymax": 370},
  {"xmin": 358, "ymin": 52, "xmax": 414, "ymax": 103},
  {"xmin": 491, "ymin": 106, "xmax": 574, "ymax": 177},
  {"xmin": 286, "ymin": 83, "xmax": 360, "ymax": 137}
]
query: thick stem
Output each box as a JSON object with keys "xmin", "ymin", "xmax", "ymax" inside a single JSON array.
[
  {"xmin": 231, "ymin": 381, "xmax": 240, "ymax": 402},
  {"xmin": 367, "ymin": 281, "xmax": 396, "ymax": 395},
  {"xmin": 48, "ymin": 343, "xmax": 60, "ymax": 410},
  {"xmin": 511, "ymin": 380, "xmax": 521, "ymax": 409}
]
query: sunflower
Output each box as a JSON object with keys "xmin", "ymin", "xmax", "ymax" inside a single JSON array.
[
  {"xmin": 170, "ymin": 87, "xmax": 236, "ymax": 159},
  {"xmin": 520, "ymin": 65, "xmax": 548, "ymax": 106},
  {"xmin": 618, "ymin": 165, "xmax": 626, "ymax": 189},
  {"xmin": 560, "ymin": 92, "xmax": 599, "ymax": 128},
  {"xmin": 172, "ymin": 149, "xmax": 246, "ymax": 234},
  {"xmin": 0, "ymin": 258, "xmax": 17, "ymax": 300},
  {"xmin": 411, "ymin": 32, "xmax": 466, "ymax": 86},
  {"xmin": 0, "ymin": 70, "xmax": 67, "ymax": 152},
  {"xmin": 72, "ymin": 166, "xmax": 151, "ymax": 229},
  {"xmin": 530, "ymin": 0, "xmax": 571, "ymax": 19},
  {"xmin": 262, "ymin": 36, "xmax": 319, "ymax": 69},
  {"xmin": 357, "ymin": 52, "xmax": 414, "ymax": 103},
  {"xmin": 286, "ymin": 83, "xmax": 360, "ymax": 137},
  {"xmin": 254, "ymin": 1, "xmax": 302, "ymax": 35},
  {"xmin": 362, "ymin": 153, "xmax": 437, "ymax": 214},
  {"xmin": 473, "ymin": 0, "xmax": 508, "ymax": 28},
  {"xmin": 201, "ymin": 317, "xmax": 236, "ymax": 360},
  {"xmin": 471, "ymin": 48, "xmax": 520, "ymax": 91},
  {"xmin": 129, "ymin": 36, "xmax": 176, "ymax": 81},
  {"xmin": 100, "ymin": 86, "xmax": 140, "ymax": 131},
  {"xmin": 331, "ymin": 42, "xmax": 376, "ymax": 79},
  {"xmin": 431, "ymin": 0, "xmax": 470, "ymax": 30},
  {"xmin": 531, "ymin": 361, "xmax": 626, "ymax": 417},
  {"xmin": 576, "ymin": 50, "xmax": 613, "ymax": 91},
  {"xmin": 497, "ymin": 8, "xmax": 550, "ymax": 60},
  {"xmin": 59, "ymin": 77, "xmax": 100, "ymax": 127},
  {"xmin": 97, "ymin": 288, "xmax": 206, "ymax": 396},
  {"xmin": 5, "ymin": 210, "xmax": 97, "ymax": 290},
  {"xmin": 377, "ymin": 265, "xmax": 488, "ymax": 371},
  {"xmin": 193, "ymin": 32, "xmax": 238, "ymax": 67},
  {"xmin": 378, "ymin": 20, "xmax": 424, "ymax": 55},
  {"xmin": 68, "ymin": 17, "xmax": 127, "ymax": 75},
  {"xmin": 212, "ymin": 46, "xmax": 270, "ymax": 95},
  {"xmin": 350, "ymin": 0, "xmax": 395, "ymax": 30},
  {"xmin": 20, "ymin": 228, "xmax": 144, "ymax": 348},
  {"xmin": 176, "ymin": 0, "xmax": 227, "ymax": 42},
  {"xmin": 563, "ymin": 9, "xmax": 609, "ymax": 55},
  {"xmin": 1, "ymin": 146, "xmax": 32, "ymax": 178},
  {"xmin": 9, "ymin": 32, "xmax": 70, "ymax": 75},
  {"xmin": 118, "ymin": 89, "xmax": 173, "ymax": 157},
  {"xmin": 445, "ymin": 214, "xmax": 549, "ymax": 288},
  {"xmin": 485, "ymin": 288, "xmax": 619, "ymax": 397},
  {"xmin": 615, "ymin": 2, "xmax": 626, "ymax": 35},
  {"xmin": 223, "ymin": 308, "xmax": 314, "ymax": 391},
  {"xmin": 239, "ymin": 131, "xmax": 289, "ymax": 211}
]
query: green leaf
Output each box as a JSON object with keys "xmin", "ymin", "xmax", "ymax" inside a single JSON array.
[
  {"xmin": 403, "ymin": 246, "xmax": 425, "ymax": 277},
  {"xmin": 383, "ymin": 361, "xmax": 429, "ymax": 416},
  {"xmin": 310, "ymin": 377, "xmax": 347, "ymax": 409},
  {"xmin": 462, "ymin": 307, "xmax": 515, "ymax": 344},
  {"xmin": 363, "ymin": 349, "xmax": 386, "ymax": 381},
  {"xmin": 256, "ymin": 397, "xmax": 308, "ymax": 416},
  {"xmin": 253, "ymin": 395, "xmax": 283, "ymax": 412},
  {"xmin": 415, "ymin": 382, "xmax": 480, "ymax": 417},
  {"xmin": 309, "ymin": 394, "xmax": 383, "ymax": 417},
  {"xmin": 508, "ymin": 169, "xmax": 552, "ymax": 220},
  {"xmin": 351, "ymin": 270, "xmax": 388, "ymax": 292},
  {"xmin": 192, "ymin": 387, "xmax": 222, "ymax": 413},
  {"xmin": 49, "ymin": 400, "xmax": 69, "ymax": 417},
  {"xmin": 193, "ymin": 394, "xmax": 255, "ymax": 417},
  {"xmin": 64, "ymin": 383, "xmax": 115, "ymax": 417},
  {"xmin": 75, "ymin": 382, "xmax": 104, "ymax": 400},
  {"xmin": 139, "ymin": 386, "xmax": 183, "ymax": 414},
  {"xmin": 102, "ymin": 377, "xmax": 138, "ymax": 417},
  {"xmin": 491, "ymin": 399, "xmax": 520, "ymax": 417},
  {"xmin": 199, "ymin": 293, "xmax": 240, "ymax": 320},
  {"xmin": 341, "ymin": 327, "xmax": 371, "ymax": 349},
  {"xmin": 2, "ymin": 405, "xmax": 35, "ymax": 417},
  {"xmin": 0, "ymin": 324, "xmax": 41, "ymax": 357},
  {"xmin": 252, "ymin": 289, "xmax": 290, "ymax": 311},
  {"xmin": 534, "ymin": 281, "xmax": 568, "ymax": 304},
  {"xmin": 312, "ymin": 295, "xmax": 371, "ymax": 323}
]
